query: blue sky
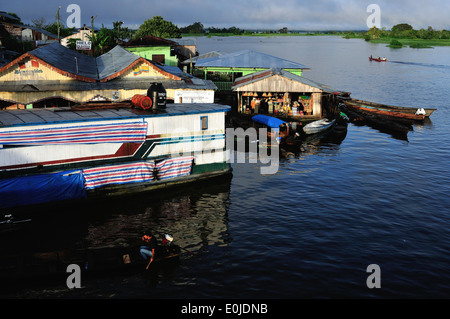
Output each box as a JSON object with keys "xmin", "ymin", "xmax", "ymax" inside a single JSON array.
[{"xmin": 2, "ymin": 0, "xmax": 449, "ymax": 30}]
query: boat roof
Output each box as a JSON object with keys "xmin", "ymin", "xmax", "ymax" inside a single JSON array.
[
  {"xmin": 252, "ymin": 114, "xmax": 286, "ymax": 128},
  {"xmin": 0, "ymin": 104, "xmax": 231, "ymax": 128}
]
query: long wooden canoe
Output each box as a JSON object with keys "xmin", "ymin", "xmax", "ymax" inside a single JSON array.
[{"xmin": 344, "ymin": 99, "xmax": 436, "ymax": 121}]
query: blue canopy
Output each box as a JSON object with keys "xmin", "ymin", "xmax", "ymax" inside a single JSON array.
[
  {"xmin": 0, "ymin": 170, "xmax": 86, "ymax": 209},
  {"xmin": 252, "ymin": 115, "xmax": 286, "ymax": 128}
]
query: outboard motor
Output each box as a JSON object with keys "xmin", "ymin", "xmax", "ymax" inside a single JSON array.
[{"xmin": 147, "ymin": 82, "xmax": 167, "ymax": 110}]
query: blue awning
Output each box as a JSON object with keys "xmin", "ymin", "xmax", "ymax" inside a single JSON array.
[
  {"xmin": 252, "ymin": 115, "xmax": 286, "ymax": 128},
  {"xmin": 0, "ymin": 170, "xmax": 86, "ymax": 209}
]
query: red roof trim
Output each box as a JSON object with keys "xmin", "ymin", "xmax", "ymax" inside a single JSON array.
[
  {"xmin": 0, "ymin": 52, "xmax": 97, "ymax": 83},
  {"xmin": 0, "ymin": 52, "xmax": 181, "ymax": 83},
  {"xmin": 99, "ymin": 57, "xmax": 181, "ymax": 82}
]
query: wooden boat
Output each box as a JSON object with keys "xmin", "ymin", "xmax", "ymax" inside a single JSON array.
[
  {"xmin": 251, "ymin": 114, "xmax": 303, "ymax": 149},
  {"xmin": 339, "ymin": 102, "xmax": 411, "ymax": 140},
  {"xmin": 343, "ymin": 99, "xmax": 436, "ymax": 121},
  {"xmin": 0, "ymin": 214, "xmax": 32, "ymax": 235},
  {"xmin": 302, "ymin": 118, "xmax": 336, "ymax": 135},
  {"xmin": 369, "ymin": 56, "xmax": 387, "ymax": 62},
  {"xmin": 0, "ymin": 242, "xmax": 182, "ymax": 281}
]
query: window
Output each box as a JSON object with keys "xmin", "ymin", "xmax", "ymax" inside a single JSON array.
[
  {"xmin": 201, "ymin": 116, "xmax": 208, "ymax": 130},
  {"xmin": 152, "ymin": 54, "xmax": 165, "ymax": 64}
]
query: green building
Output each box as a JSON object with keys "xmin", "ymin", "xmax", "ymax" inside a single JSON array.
[
  {"xmin": 193, "ymin": 50, "xmax": 310, "ymax": 91},
  {"xmin": 123, "ymin": 36, "xmax": 196, "ymax": 67}
]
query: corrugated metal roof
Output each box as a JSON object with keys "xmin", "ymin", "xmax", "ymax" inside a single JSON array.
[
  {"xmin": 0, "ymin": 11, "xmax": 20, "ymax": 21},
  {"xmin": 195, "ymin": 50, "xmax": 308, "ymax": 69},
  {"xmin": 31, "ymin": 42, "xmax": 98, "ymax": 80},
  {"xmin": 181, "ymin": 51, "xmax": 224, "ymax": 64},
  {"xmin": 96, "ymin": 45, "xmax": 140, "ymax": 80},
  {"xmin": 0, "ymin": 103, "xmax": 230, "ymax": 127},
  {"xmin": 232, "ymin": 68, "xmax": 334, "ymax": 93},
  {"xmin": 24, "ymin": 43, "xmax": 182, "ymax": 82}
]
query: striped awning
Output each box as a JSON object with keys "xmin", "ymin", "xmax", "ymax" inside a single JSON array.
[
  {"xmin": 0, "ymin": 121, "xmax": 148, "ymax": 145},
  {"xmin": 82, "ymin": 156, "xmax": 194, "ymax": 190},
  {"xmin": 83, "ymin": 161, "xmax": 155, "ymax": 190}
]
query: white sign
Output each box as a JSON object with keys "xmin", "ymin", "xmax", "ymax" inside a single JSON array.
[
  {"xmin": 76, "ymin": 40, "xmax": 91, "ymax": 50},
  {"xmin": 174, "ymin": 90, "xmax": 214, "ymax": 104}
]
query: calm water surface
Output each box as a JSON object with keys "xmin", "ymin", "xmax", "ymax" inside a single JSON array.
[{"xmin": 2, "ymin": 36, "xmax": 449, "ymax": 299}]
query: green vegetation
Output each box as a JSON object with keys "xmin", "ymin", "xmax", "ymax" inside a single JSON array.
[
  {"xmin": 180, "ymin": 21, "xmax": 450, "ymax": 48},
  {"xmin": 388, "ymin": 39, "xmax": 403, "ymax": 48},
  {"xmin": 409, "ymin": 42, "xmax": 433, "ymax": 49},
  {"xmin": 136, "ymin": 16, "xmax": 181, "ymax": 38},
  {"xmin": 345, "ymin": 23, "xmax": 450, "ymax": 48}
]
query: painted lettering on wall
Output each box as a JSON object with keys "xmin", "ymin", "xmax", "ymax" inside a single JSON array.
[{"xmin": 14, "ymin": 60, "xmax": 43, "ymax": 76}]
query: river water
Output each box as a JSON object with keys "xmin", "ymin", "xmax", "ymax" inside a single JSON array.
[{"xmin": 1, "ymin": 36, "xmax": 449, "ymax": 300}]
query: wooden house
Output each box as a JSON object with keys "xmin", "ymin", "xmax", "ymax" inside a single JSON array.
[
  {"xmin": 0, "ymin": 42, "xmax": 216, "ymax": 109},
  {"xmin": 232, "ymin": 68, "xmax": 334, "ymax": 119}
]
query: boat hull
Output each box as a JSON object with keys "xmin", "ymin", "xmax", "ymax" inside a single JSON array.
[
  {"xmin": 344, "ymin": 99, "xmax": 435, "ymax": 120},
  {"xmin": 0, "ymin": 103, "xmax": 232, "ymax": 210},
  {"xmin": 303, "ymin": 118, "xmax": 336, "ymax": 135},
  {"xmin": 369, "ymin": 57, "xmax": 387, "ymax": 62}
]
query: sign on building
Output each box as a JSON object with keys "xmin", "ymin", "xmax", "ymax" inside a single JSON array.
[
  {"xmin": 76, "ymin": 40, "xmax": 92, "ymax": 50},
  {"xmin": 174, "ymin": 90, "xmax": 214, "ymax": 103}
]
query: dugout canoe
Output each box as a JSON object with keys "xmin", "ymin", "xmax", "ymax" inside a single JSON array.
[{"xmin": 344, "ymin": 99, "xmax": 436, "ymax": 121}]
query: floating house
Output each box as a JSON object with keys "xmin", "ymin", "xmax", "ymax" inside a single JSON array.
[
  {"xmin": 0, "ymin": 42, "xmax": 216, "ymax": 109},
  {"xmin": 194, "ymin": 50, "xmax": 309, "ymax": 91},
  {"xmin": 122, "ymin": 36, "xmax": 196, "ymax": 67},
  {"xmin": 0, "ymin": 102, "xmax": 231, "ymax": 210},
  {"xmin": 232, "ymin": 68, "xmax": 334, "ymax": 119}
]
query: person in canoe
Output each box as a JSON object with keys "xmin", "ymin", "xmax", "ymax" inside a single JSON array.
[{"xmin": 140, "ymin": 231, "xmax": 157, "ymax": 264}]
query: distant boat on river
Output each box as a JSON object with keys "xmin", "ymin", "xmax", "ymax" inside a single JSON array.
[{"xmin": 369, "ymin": 56, "xmax": 387, "ymax": 62}]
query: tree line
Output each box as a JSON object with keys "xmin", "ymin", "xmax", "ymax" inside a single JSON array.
[
  {"xmin": 5, "ymin": 10, "xmax": 450, "ymax": 56},
  {"xmin": 363, "ymin": 23, "xmax": 450, "ymax": 40}
]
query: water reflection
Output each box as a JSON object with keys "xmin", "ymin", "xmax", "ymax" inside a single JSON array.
[
  {"xmin": 0, "ymin": 177, "xmax": 232, "ymax": 284},
  {"xmin": 81, "ymin": 182, "xmax": 232, "ymax": 252}
]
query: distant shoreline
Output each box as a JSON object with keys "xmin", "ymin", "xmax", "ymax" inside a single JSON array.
[{"xmin": 182, "ymin": 32, "xmax": 450, "ymax": 48}]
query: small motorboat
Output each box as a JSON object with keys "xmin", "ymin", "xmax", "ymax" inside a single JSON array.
[
  {"xmin": 302, "ymin": 118, "xmax": 336, "ymax": 135},
  {"xmin": 369, "ymin": 56, "xmax": 387, "ymax": 62}
]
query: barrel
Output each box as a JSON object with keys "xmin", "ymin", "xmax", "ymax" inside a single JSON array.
[
  {"xmin": 131, "ymin": 94, "xmax": 152, "ymax": 110},
  {"xmin": 147, "ymin": 82, "xmax": 166, "ymax": 109}
]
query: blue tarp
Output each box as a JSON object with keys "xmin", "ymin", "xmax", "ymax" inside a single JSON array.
[
  {"xmin": 252, "ymin": 115, "xmax": 287, "ymax": 128},
  {"xmin": 0, "ymin": 170, "xmax": 86, "ymax": 209}
]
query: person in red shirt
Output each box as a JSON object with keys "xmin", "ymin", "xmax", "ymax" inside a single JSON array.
[{"xmin": 140, "ymin": 232, "xmax": 157, "ymax": 264}]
